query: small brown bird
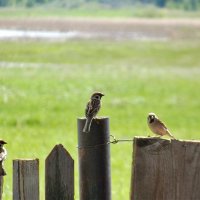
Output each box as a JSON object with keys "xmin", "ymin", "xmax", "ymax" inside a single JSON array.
[
  {"xmin": 0, "ymin": 140, "xmax": 7, "ymax": 176},
  {"xmin": 83, "ymin": 92, "xmax": 104, "ymax": 133},
  {"xmin": 147, "ymin": 113, "xmax": 175, "ymax": 139}
]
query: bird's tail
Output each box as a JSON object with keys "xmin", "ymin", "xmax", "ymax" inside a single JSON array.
[
  {"xmin": 0, "ymin": 167, "xmax": 6, "ymax": 176},
  {"xmin": 83, "ymin": 117, "xmax": 93, "ymax": 133},
  {"xmin": 167, "ymin": 130, "xmax": 175, "ymax": 139}
]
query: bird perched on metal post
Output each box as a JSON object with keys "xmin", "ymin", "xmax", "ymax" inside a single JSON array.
[
  {"xmin": 0, "ymin": 140, "xmax": 7, "ymax": 176},
  {"xmin": 147, "ymin": 113, "xmax": 175, "ymax": 139},
  {"xmin": 83, "ymin": 92, "xmax": 105, "ymax": 133}
]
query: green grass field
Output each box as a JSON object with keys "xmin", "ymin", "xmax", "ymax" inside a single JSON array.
[
  {"xmin": 0, "ymin": 39, "xmax": 200, "ymax": 199},
  {"xmin": 1, "ymin": 6, "xmax": 200, "ymax": 19}
]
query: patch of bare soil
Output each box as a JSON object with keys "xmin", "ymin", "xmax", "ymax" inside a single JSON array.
[{"xmin": 0, "ymin": 18, "xmax": 199, "ymax": 40}]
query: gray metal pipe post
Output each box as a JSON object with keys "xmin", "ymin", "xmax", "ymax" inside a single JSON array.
[{"xmin": 77, "ymin": 117, "xmax": 111, "ymax": 200}]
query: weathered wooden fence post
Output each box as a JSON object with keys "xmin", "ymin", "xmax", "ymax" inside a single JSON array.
[
  {"xmin": 77, "ymin": 117, "xmax": 111, "ymax": 200},
  {"xmin": 131, "ymin": 137, "xmax": 200, "ymax": 200},
  {"xmin": 13, "ymin": 159, "xmax": 39, "ymax": 200},
  {"xmin": 0, "ymin": 177, "xmax": 3, "ymax": 200},
  {"xmin": 45, "ymin": 144, "xmax": 74, "ymax": 200}
]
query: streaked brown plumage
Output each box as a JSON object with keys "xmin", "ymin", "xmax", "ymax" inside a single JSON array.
[
  {"xmin": 147, "ymin": 113, "xmax": 175, "ymax": 139},
  {"xmin": 83, "ymin": 92, "xmax": 104, "ymax": 133},
  {"xmin": 0, "ymin": 140, "xmax": 7, "ymax": 176}
]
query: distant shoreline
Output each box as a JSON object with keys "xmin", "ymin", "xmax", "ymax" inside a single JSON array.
[{"xmin": 0, "ymin": 18, "xmax": 199, "ymax": 41}]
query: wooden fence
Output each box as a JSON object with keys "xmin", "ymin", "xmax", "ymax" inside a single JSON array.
[
  {"xmin": 2, "ymin": 144, "xmax": 74, "ymax": 200},
  {"xmin": 1, "ymin": 118, "xmax": 200, "ymax": 200},
  {"xmin": 131, "ymin": 137, "xmax": 200, "ymax": 200}
]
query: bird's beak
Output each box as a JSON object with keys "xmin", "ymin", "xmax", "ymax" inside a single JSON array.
[
  {"xmin": 0, "ymin": 141, "xmax": 7, "ymax": 144},
  {"xmin": 99, "ymin": 93, "xmax": 105, "ymax": 97}
]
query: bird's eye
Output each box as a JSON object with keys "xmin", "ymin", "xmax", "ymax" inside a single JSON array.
[{"xmin": 95, "ymin": 95, "xmax": 99, "ymax": 99}]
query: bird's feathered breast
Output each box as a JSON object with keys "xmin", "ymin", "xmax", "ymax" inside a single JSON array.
[
  {"xmin": 85, "ymin": 99, "xmax": 101, "ymax": 118},
  {"xmin": 0, "ymin": 147, "xmax": 7, "ymax": 162}
]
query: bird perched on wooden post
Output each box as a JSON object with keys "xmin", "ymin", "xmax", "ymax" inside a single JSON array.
[
  {"xmin": 83, "ymin": 92, "xmax": 104, "ymax": 133},
  {"xmin": 0, "ymin": 140, "xmax": 7, "ymax": 176},
  {"xmin": 147, "ymin": 113, "xmax": 175, "ymax": 139}
]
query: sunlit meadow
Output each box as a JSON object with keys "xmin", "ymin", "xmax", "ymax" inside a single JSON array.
[{"xmin": 0, "ymin": 39, "xmax": 200, "ymax": 199}]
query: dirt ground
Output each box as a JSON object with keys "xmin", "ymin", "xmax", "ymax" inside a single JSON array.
[{"xmin": 0, "ymin": 18, "xmax": 199, "ymax": 40}]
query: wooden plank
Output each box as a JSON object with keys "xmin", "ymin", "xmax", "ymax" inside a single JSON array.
[
  {"xmin": 13, "ymin": 159, "xmax": 39, "ymax": 200},
  {"xmin": 45, "ymin": 144, "xmax": 74, "ymax": 200},
  {"xmin": 131, "ymin": 137, "xmax": 200, "ymax": 200},
  {"xmin": 0, "ymin": 177, "xmax": 3, "ymax": 200}
]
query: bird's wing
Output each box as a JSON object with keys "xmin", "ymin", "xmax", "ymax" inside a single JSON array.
[
  {"xmin": 85, "ymin": 99, "xmax": 100, "ymax": 117},
  {"xmin": 0, "ymin": 148, "xmax": 7, "ymax": 161},
  {"xmin": 85, "ymin": 101, "xmax": 91, "ymax": 116},
  {"xmin": 157, "ymin": 119, "xmax": 168, "ymax": 130},
  {"xmin": 85, "ymin": 101, "xmax": 95, "ymax": 116}
]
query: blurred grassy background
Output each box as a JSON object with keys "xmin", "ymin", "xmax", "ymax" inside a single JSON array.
[
  {"xmin": 0, "ymin": 39, "xmax": 200, "ymax": 199},
  {"xmin": 1, "ymin": 6, "xmax": 200, "ymax": 19}
]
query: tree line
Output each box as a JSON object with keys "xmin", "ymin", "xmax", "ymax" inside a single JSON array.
[{"xmin": 0, "ymin": 0, "xmax": 200, "ymax": 10}]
